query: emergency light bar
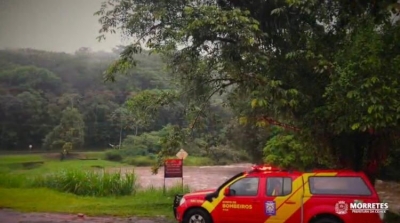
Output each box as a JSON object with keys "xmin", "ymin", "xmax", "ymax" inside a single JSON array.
[{"xmin": 251, "ymin": 165, "xmax": 281, "ymax": 172}]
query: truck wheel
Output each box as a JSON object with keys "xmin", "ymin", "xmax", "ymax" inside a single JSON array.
[
  {"xmin": 314, "ymin": 217, "xmax": 341, "ymax": 223},
  {"xmin": 183, "ymin": 208, "xmax": 212, "ymax": 223}
]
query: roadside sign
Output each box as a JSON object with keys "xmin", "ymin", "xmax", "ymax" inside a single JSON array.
[
  {"xmin": 176, "ymin": 149, "xmax": 188, "ymax": 160},
  {"xmin": 164, "ymin": 159, "xmax": 183, "ymax": 178}
]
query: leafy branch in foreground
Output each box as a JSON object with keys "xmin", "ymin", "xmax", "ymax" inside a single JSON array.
[{"xmin": 95, "ymin": 0, "xmax": 400, "ymax": 185}]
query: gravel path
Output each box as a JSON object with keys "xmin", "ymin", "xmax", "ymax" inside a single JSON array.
[{"xmin": 0, "ymin": 209, "xmax": 173, "ymax": 223}]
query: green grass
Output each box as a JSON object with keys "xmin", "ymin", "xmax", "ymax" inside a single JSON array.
[
  {"xmin": 35, "ymin": 170, "xmax": 137, "ymax": 196},
  {"xmin": 78, "ymin": 151, "xmax": 105, "ymax": 159},
  {"xmin": 0, "ymin": 154, "xmax": 45, "ymax": 163},
  {"xmin": 0, "ymin": 152, "xmax": 211, "ymax": 218},
  {"xmin": 183, "ymin": 156, "xmax": 214, "ymax": 166},
  {"xmin": 0, "ymin": 169, "xmax": 137, "ymax": 196},
  {"xmin": 0, "ymin": 186, "xmax": 188, "ymax": 217},
  {"xmin": 0, "ymin": 153, "xmax": 125, "ymax": 176},
  {"xmin": 123, "ymin": 156, "xmax": 155, "ymax": 166},
  {"xmin": 22, "ymin": 160, "xmax": 124, "ymax": 175},
  {"xmin": 0, "ymin": 153, "xmax": 190, "ymax": 218}
]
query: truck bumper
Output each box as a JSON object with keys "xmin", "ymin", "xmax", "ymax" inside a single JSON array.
[{"xmin": 173, "ymin": 194, "xmax": 184, "ymax": 221}]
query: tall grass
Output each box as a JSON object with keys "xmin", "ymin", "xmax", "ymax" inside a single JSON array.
[
  {"xmin": 0, "ymin": 169, "xmax": 138, "ymax": 197},
  {"xmin": 33, "ymin": 170, "xmax": 137, "ymax": 196},
  {"xmin": 144, "ymin": 184, "xmax": 191, "ymax": 196},
  {"xmin": 0, "ymin": 174, "xmax": 31, "ymax": 188}
]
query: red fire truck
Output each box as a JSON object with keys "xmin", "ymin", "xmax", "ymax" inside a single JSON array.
[{"xmin": 173, "ymin": 165, "xmax": 385, "ymax": 223}]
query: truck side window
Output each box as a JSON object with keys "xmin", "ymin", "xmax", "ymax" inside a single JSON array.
[
  {"xmin": 229, "ymin": 177, "xmax": 259, "ymax": 196},
  {"xmin": 309, "ymin": 176, "xmax": 372, "ymax": 195},
  {"xmin": 266, "ymin": 177, "xmax": 292, "ymax": 196}
]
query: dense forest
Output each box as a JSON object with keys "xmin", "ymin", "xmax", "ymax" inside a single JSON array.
[
  {"xmin": 0, "ymin": 48, "xmax": 250, "ymax": 164},
  {"xmin": 0, "ymin": 46, "xmax": 398, "ymax": 180},
  {"xmin": 94, "ymin": 0, "xmax": 400, "ymax": 182},
  {"xmin": 0, "ymin": 48, "xmax": 167, "ymax": 149},
  {"xmin": 2, "ymin": 0, "xmax": 400, "ymax": 183}
]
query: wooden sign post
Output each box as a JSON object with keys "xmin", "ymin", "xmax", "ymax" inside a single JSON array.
[{"xmin": 163, "ymin": 149, "xmax": 188, "ymax": 194}]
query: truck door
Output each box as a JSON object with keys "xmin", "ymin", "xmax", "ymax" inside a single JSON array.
[
  {"xmin": 219, "ymin": 176, "xmax": 263, "ymax": 223},
  {"xmin": 261, "ymin": 174, "xmax": 304, "ymax": 223}
]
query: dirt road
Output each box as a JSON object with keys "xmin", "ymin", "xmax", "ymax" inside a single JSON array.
[{"xmin": 0, "ymin": 209, "xmax": 173, "ymax": 223}]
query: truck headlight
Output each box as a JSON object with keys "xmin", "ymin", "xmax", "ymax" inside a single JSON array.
[{"xmin": 179, "ymin": 197, "xmax": 186, "ymax": 206}]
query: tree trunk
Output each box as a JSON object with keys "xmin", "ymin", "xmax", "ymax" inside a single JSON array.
[{"xmin": 119, "ymin": 125, "xmax": 123, "ymax": 150}]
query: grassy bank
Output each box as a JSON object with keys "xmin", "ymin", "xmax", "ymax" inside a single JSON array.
[
  {"xmin": 103, "ymin": 149, "xmax": 219, "ymax": 166},
  {"xmin": 0, "ymin": 153, "xmax": 192, "ymax": 218},
  {"xmin": 0, "ymin": 186, "xmax": 187, "ymax": 217},
  {"xmin": 0, "ymin": 155, "xmax": 125, "ymax": 175}
]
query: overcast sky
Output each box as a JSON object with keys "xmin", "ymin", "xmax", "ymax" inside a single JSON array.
[{"xmin": 0, "ymin": 0, "xmax": 124, "ymax": 53}]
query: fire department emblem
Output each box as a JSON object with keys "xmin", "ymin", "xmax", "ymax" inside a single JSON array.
[
  {"xmin": 265, "ymin": 201, "xmax": 276, "ymax": 216},
  {"xmin": 335, "ymin": 201, "xmax": 348, "ymax": 215}
]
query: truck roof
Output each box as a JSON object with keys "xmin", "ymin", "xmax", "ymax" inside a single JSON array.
[{"xmin": 248, "ymin": 164, "xmax": 366, "ymax": 176}]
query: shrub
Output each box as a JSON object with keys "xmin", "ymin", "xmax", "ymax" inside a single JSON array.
[
  {"xmin": 122, "ymin": 131, "xmax": 163, "ymax": 155},
  {"xmin": 32, "ymin": 169, "xmax": 137, "ymax": 196},
  {"xmin": 183, "ymin": 157, "xmax": 214, "ymax": 166},
  {"xmin": 202, "ymin": 145, "xmax": 249, "ymax": 165},
  {"xmin": 104, "ymin": 150, "xmax": 123, "ymax": 161}
]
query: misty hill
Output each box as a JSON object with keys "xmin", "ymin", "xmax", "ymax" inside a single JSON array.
[{"xmin": 0, "ymin": 48, "xmax": 172, "ymax": 150}]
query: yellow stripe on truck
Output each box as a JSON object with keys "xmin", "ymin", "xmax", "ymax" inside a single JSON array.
[
  {"xmin": 265, "ymin": 172, "xmax": 338, "ymax": 223},
  {"xmin": 265, "ymin": 175, "xmax": 311, "ymax": 223},
  {"xmin": 201, "ymin": 175, "xmax": 247, "ymax": 213}
]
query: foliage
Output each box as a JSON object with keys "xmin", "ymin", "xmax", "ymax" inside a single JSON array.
[
  {"xmin": 32, "ymin": 169, "xmax": 137, "ymax": 197},
  {"xmin": 202, "ymin": 145, "xmax": 249, "ymax": 165},
  {"xmin": 0, "ymin": 49, "xmax": 171, "ymax": 150},
  {"xmin": 122, "ymin": 130, "xmax": 165, "ymax": 154},
  {"xmin": 0, "ymin": 169, "xmax": 137, "ymax": 197},
  {"xmin": 95, "ymin": 0, "xmax": 400, "ymax": 179},
  {"xmin": 264, "ymin": 132, "xmax": 336, "ymax": 171},
  {"xmin": 379, "ymin": 146, "xmax": 400, "ymax": 181},
  {"xmin": 0, "ymin": 154, "xmax": 124, "ymax": 177},
  {"xmin": 104, "ymin": 150, "xmax": 123, "ymax": 161},
  {"xmin": 42, "ymin": 107, "xmax": 85, "ymax": 151}
]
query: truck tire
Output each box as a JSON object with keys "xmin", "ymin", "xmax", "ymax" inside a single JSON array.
[
  {"xmin": 183, "ymin": 208, "xmax": 212, "ymax": 223},
  {"xmin": 314, "ymin": 217, "xmax": 341, "ymax": 223}
]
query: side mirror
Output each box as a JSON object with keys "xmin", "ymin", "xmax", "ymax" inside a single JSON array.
[{"xmin": 224, "ymin": 187, "xmax": 230, "ymax": 196}]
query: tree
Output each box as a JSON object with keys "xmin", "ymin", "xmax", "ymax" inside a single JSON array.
[
  {"xmin": 0, "ymin": 48, "xmax": 170, "ymax": 150},
  {"xmin": 96, "ymin": 0, "xmax": 400, "ymax": 184},
  {"xmin": 43, "ymin": 107, "xmax": 85, "ymax": 152},
  {"xmin": 0, "ymin": 65, "xmax": 62, "ymax": 149}
]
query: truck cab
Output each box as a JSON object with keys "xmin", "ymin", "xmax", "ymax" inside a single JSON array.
[{"xmin": 173, "ymin": 165, "xmax": 385, "ymax": 223}]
